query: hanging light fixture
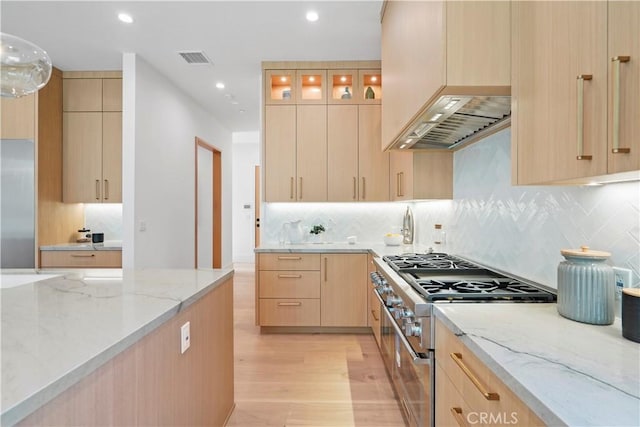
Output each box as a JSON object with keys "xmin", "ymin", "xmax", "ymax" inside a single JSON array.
[{"xmin": 1, "ymin": 32, "xmax": 52, "ymax": 98}]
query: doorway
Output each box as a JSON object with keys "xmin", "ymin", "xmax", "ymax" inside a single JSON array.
[{"xmin": 195, "ymin": 137, "xmax": 221, "ymax": 269}]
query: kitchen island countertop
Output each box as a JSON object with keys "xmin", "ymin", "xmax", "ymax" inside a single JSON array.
[
  {"xmin": 1, "ymin": 268, "xmax": 233, "ymax": 426},
  {"xmin": 434, "ymin": 304, "xmax": 640, "ymax": 427}
]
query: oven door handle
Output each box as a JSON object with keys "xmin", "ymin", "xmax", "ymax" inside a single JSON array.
[{"xmin": 374, "ymin": 290, "xmax": 431, "ymax": 366}]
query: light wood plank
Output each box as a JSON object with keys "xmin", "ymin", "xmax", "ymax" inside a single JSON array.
[
  {"xmin": 1, "ymin": 94, "xmax": 36, "ymax": 139},
  {"xmin": 259, "ymin": 298, "xmax": 321, "ymax": 327},
  {"xmin": 102, "ymin": 78, "xmax": 122, "ymax": 112},
  {"xmin": 296, "ymin": 105, "xmax": 327, "ymax": 201},
  {"xmin": 62, "ymin": 112, "xmax": 103, "ymax": 202},
  {"xmin": 328, "ymin": 105, "xmax": 359, "ymax": 201},
  {"xmin": 40, "ymin": 250, "xmax": 122, "ymax": 268},
  {"xmin": 320, "ymin": 254, "xmax": 368, "ymax": 327},
  {"xmin": 413, "ymin": 151, "xmax": 453, "ymax": 200},
  {"xmin": 259, "ymin": 271, "xmax": 321, "ymax": 299},
  {"xmin": 258, "ymin": 253, "xmax": 320, "ymax": 271},
  {"xmin": 102, "ymin": 112, "xmax": 122, "ymax": 202},
  {"xmin": 264, "ymin": 105, "xmax": 296, "ymax": 201},
  {"xmin": 63, "ymin": 78, "xmax": 102, "ymax": 111},
  {"xmin": 358, "ymin": 105, "xmax": 389, "ymax": 201}
]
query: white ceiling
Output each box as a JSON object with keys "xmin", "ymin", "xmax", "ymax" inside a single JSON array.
[{"xmin": 1, "ymin": 0, "xmax": 383, "ymax": 132}]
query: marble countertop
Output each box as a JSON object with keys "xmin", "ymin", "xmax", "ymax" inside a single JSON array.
[
  {"xmin": 1, "ymin": 268, "xmax": 234, "ymax": 426},
  {"xmin": 40, "ymin": 242, "xmax": 122, "ymax": 251},
  {"xmin": 255, "ymin": 242, "xmax": 434, "ymax": 257},
  {"xmin": 434, "ymin": 304, "xmax": 640, "ymax": 427}
]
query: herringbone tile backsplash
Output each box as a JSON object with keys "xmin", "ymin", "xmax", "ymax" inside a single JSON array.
[{"xmin": 264, "ymin": 128, "xmax": 640, "ymax": 289}]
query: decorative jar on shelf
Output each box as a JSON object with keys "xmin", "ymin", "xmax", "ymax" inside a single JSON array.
[{"xmin": 557, "ymin": 246, "xmax": 615, "ymax": 325}]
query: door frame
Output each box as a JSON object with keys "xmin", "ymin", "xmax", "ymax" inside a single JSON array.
[{"xmin": 194, "ymin": 137, "xmax": 222, "ymax": 269}]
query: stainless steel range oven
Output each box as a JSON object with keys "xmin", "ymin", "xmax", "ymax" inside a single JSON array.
[{"xmin": 370, "ymin": 253, "xmax": 556, "ymax": 427}]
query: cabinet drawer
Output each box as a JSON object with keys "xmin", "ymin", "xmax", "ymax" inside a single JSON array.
[
  {"xmin": 40, "ymin": 250, "xmax": 122, "ymax": 268},
  {"xmin": 369, "ymin": 288, "xmax": 381, "ymax": 346},
  {"xmin": 258, "ymin": 253, "xmax": 320, "ymax": 271},
  {"xmin": 435, "ymin": 319, "xmax": 544, "ymax": 426},
  {"xmin": 259, "ymin": 271, "xmax": 320, "ymax": 298},
  {"xmin": 259, "ymin": 298, "xmax": 320, "ymax": 326},
  {"xmin": 435, "ymin": 363, "xmax": 476, "ymax": 427}
]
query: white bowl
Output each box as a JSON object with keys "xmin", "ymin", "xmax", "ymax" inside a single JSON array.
[{"xmin": 383, "ymin": 234, "xmax": 403, "ymax": 246}]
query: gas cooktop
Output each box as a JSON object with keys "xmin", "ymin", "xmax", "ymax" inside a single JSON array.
[{"xmin": 383, "ymin": 253, "xmax": 556, "ymax": 303}]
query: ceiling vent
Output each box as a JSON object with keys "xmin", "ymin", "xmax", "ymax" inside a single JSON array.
[{"xmin": 178, "ymin": 51, "xmax": 212, "ymax": 65}]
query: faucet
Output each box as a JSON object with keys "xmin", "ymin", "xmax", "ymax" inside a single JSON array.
[{"xmin": 402, "ymin": 206, "xmax": 414, "ymax": 244}]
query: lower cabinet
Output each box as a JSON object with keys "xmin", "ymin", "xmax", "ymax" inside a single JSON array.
[
  {"xmin": 435, "ymin": 318, "xmax": 544, "ymax": 426},
  {"xmin": 256, "ymin": 252, "xmax": 368, "ymax": 328},
  {"xmin": 40, "ymin": 250, "xmax": 122, "ymax": 268}
]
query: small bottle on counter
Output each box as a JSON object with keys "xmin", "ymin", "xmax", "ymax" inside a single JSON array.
[{"xmin": 433, "ymin": 224, "xmax": 446, "ymax": 250}]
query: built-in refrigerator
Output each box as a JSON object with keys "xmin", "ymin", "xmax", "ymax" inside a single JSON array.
[{"xmin": 1, "ymin": 139, "xmax": 35, "ymax": 268}]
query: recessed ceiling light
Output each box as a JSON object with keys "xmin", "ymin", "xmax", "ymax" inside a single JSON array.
[
  {"xmin": 239, "ymin": 109, "xmax": 246, "ymax": 114},
  {"xmin": 215, "ymin": 82, "xmax": 225, "ymax": 89},
  {"xmin": 306, "ymin": 11, "xmax": 319, "ymax": 22},
  {"xmin": 118, "ymin": 13, "xmax": 133, "ymax": 24},
  {"xmin": 231, "ymin": 100, "xmax": 239, "ymax": 105}
]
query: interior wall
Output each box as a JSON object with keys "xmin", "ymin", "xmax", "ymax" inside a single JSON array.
[
  {"xmin": 122, "ymin": 54, "xmax": 233, "ymax": 269},
  {"xmin": 231, "ymin": 132, "xmax": 259, "ymax": 263}
]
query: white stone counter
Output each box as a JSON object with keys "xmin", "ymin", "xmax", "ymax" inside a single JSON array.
[
  {"xmin": 0, "ymin": 268, "xmax": 234, "ymax": 426},
  {"xmin": 434, "ymin": 304, "xmax": 640, "ymax": 427},
  {"xmin": 255, "ymin": 242, "xmax": 434, "ymax": 257},
  {"xmin": 40, "ymin": 242, "xmax": 122, "ymax": 251}
]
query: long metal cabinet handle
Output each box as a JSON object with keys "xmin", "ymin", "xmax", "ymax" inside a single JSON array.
[
  {"xmin": 399, "ymin": 172, "xmax": 404, "ymax": 197},
  {"xmin": 324, "ymin": 257, "xmax": 328, "ymax": 282},
  {"xmin": 612, "ymin": 56, "xmax": 631, "ymax": 154},
  {"xmin": 361, "ymin": 177, "xmax": 366, "ymax": 200},
  {"xmin": 277, "ymin": 256, "xmax": 302, "ymax": 260},
  {"xmin": 277, "ymin": 274, "xmax": 302, "ymax": 279},
  {"xmin": 71, "ymin": 254, "xmax": 95, "ymax": 258},
  {"xmin": 95, "ymin": 180, "xmax": 101, "ymax": 200},
  {"xmin": 299, "ymin": 177, "xmax": 303, "ymax": 199},
  {"xmin": 370, "ymin": 309, "xmax": 379, "ymax": 322},
  {"xmin": 277, "ymin": 302, "xmax": 302, "ymax": 307},
  {"xmin": 576, "ymin": 74, "xmax": 593, "ymax": 160},
  {"xmin": 450, "ymin": 352, "xmax": 500, "ymax": 400},
  {"xmin": 290, "ymin": 177, "xmax": 294, "ymax": 200},
  {"xmin": 353, "ymin": 177, "xmax": 357, "ymax": 200},
  {"xmin": 104, "ymin": 179, "xmax": 109, "ymax": 200},
  {"xmin": 450, "ymin": 408, "xmax": 468, "ymax": 427}
]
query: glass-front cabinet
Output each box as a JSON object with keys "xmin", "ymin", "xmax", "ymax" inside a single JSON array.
[
  {"xmin": 296, "ymin": 70, "xmax": 326, "ymax": 104},
  {"xmin": 265, "ymin": 70, "xmax": 295, "ymax": 104},
  {"xmin": 328, "ymin": 70, "xmax": 357, "ymax": 104},
  {"xmin": 359, "ymin": 70, "xmax": 382, "ymax": 104}
]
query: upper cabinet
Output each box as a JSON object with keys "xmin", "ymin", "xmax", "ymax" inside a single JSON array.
[
  {"xmin": 390, "ymin": 151, "xmax": 452, "ymax": 201},
  {"xmin": 62, "ymin": 72, "xmax": 122, "ymax": 203},
  {"xmin": 262, "ymin": 61, "xmax": 386, "ymax": 203},
  {"xmin": 380, "ymin": 0, "xmax": 510, "ymax": 150},
  {"xmin": 512, "ymin": 1, "xmax": 639, "ymax": 185},
  {"xmin": 1, "ymin": 94, "xmax": 36, "ymax": 139}
]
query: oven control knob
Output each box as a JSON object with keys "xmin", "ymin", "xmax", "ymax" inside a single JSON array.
[
  {"xmin": 380, "ymin": 284, "xmax": 392, "ymax": 295},
  {"xmin": 393, "ymin": 306, "xmax": 405, "ymax": 319},
  {"xmin": 404, "ymin": 322, "xmax": 422, "ymax": 337},
  {"xmin": 386, "ymin": 295, "xmax": 402, "ymax": 306}
]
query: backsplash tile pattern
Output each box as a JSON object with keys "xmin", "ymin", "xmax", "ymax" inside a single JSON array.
[
  {"xmin": 84, "ymin": 204, "xmax": 123, "ymax": 241},
  {"xmin": 442, "ymin": 128, "xmax": 640, "ymax": 289}
]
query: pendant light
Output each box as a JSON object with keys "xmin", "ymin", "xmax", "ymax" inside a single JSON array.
[{"xmin": 1, "ymin": 32, "xmax": 52, "ymax": 98}]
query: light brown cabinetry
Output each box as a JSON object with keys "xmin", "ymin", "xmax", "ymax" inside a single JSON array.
[
  {"xmin": 40, "ymin": 250, "xmax": 122, "ymax": 268},
  {"xmin": 328, "ymin": 104, "xmax": 389, "ymax": 201},
  {"xmin": 512, "ymin": 1, "xmax": 639, "ymax": 184},
  {"xmin": 256, "ymin": 252, "xmax": 368, "ymax": 328},
  {"xmin": 263, "ymin": 61, "xmax": 384, "ymax": 203},
  {"xmin": 381, "ymin": 0, "xmax": 510, "ymax": 150},
  {"xmin": 320, "ymin": 253, "xmax": 368, "ymax": 327},
  {"xmin": 435, "ymin": 318, "xmax": 544, "ymax": 426},
  {"xmin": 62, "ymin": 72, "xmax": 122, "ymax": 203},
  {"xmin": 367, "ymin": 255, "xmax": 382, "ymax": 346},
  {"xmin": 390, "ymin": 151, "xmax": 453, "ymax": 200},
  {"xmin": 1, "ymin": 94, "xmax": 36, "ymax": 139}
]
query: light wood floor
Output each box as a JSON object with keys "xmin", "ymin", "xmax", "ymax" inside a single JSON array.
[{"xmin": 226, "ymin": 263, "xmax": 404, "ymax": 427}]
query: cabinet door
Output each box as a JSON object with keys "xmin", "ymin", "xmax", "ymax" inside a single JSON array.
[
  {"xmin": 264, "ymin": 70, "xmax": 296, "ymax": 105},
  {"xmin": 512, "ymin": 1, "xmax": 607, "ymax": 184},
  {"xmin": 102, "ymin": 79, "xmax": 122, "ymax": 112},
  {"xmin": 296, "ymin": 105, "xmax": 327, "ymax": 201},
  {"xmin": 608, "ymin": 1, "xmax": 640, "ymax": 174},
  {"xmin": 327, "ymin": 105, "xmax": 358, "ymax": 201},
  {"xmin": 358, "ymin": 105, "xmax": 389, "ymax": 201},
  {"xmin": 381, "ymin": 0, "xmax": 445, "ymax": 150},
  {"xmin": 102, "ymin": 112, "xmax": 122, "ymax": 203},
  {"xmin": 320, "ymin": 254, "xmax": 368, "ymax": 327},
  {"xmin": 390, "ymin": 151, "xmax": 414, "ymax": 201},
  {"xmin": 63, "ymin": 79, "xmax": 102, "ymax": 111},
  {"xmin": 63, "ymin": 112, "xmax": 103, "ymax": 203},
  {"xmin": 413, "ymin": 151, "xmax": 453, "ymax": 200},
  {"xmin": 0, "ymin": 94, "xmax": 35, "ymax": 139},
  {"xmin": 264, "ymin": 106, "xmax": 296, "ymax": 202}
]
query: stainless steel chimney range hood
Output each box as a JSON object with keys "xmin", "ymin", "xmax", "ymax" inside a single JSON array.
[{"xmin": 390, "ymin": 87, "xmax": 511, "ymax": 151}]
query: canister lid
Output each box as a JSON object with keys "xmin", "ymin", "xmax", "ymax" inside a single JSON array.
[
  {"xmin": 561, "ymin": 245, "xmax": 611, "ymax": 259},
  {"xmin": 622, "ymin": 288, "xmax": 640, "ymax": 298}
]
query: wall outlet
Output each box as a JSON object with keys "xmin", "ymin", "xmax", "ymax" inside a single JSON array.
[
  {"xmin": 180, "ymin": 322, "xmax": 190, "ymax": 354},
  {"xmin": 613, "ymin": 267, "xmax": 633, "ymax": 300}
]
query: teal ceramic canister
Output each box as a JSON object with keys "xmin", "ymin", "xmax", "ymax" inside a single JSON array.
[{"xmin": 557, "ymin": 246, "xmax": 615, "ymax": 325}]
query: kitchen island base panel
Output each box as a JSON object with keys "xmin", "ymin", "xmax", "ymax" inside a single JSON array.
[
  {"xmin": 15, "ymin": 277, "xmax": 234, "ymax": 427},
  {"xmin": 260, "ymin": 326, "xmax": 371, "ymax": 335}
]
